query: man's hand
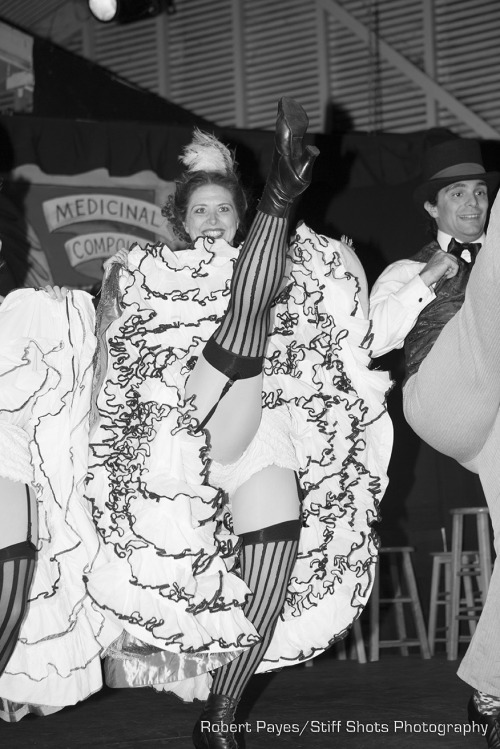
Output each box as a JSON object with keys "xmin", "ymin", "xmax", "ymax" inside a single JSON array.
[
  {"xmin": 419, "ymin": 250, "xmax": 459, "ymax": 287},
  {"xmin": 43, "ymin": 285, "xmax": 69, "ymax": 302}
]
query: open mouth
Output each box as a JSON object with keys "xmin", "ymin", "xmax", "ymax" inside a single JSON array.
[{"xmin": 203, "ymin": 229, "xmax": 225, "ymax": 238}]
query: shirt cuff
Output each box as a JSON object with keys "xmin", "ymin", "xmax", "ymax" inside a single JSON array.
[{"xmin": 395, "ymin": 273, "xmax": 434, "ymax": 308}]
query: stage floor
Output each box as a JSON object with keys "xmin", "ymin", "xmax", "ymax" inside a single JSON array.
[{"xmin": 0, "ymin": 651, "xmax": 487, "ymax": 749}]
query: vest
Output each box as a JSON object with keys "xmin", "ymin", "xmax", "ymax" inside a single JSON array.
[{"xmin": 404, "ymin": 240, "xmax": 473, "ymax": 383}]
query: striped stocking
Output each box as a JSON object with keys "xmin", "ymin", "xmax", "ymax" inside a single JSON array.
[
  {"xmin": 0, "ymin": 541, "xmax": 36, "ymax": 675},
  {"xmin": 203, "ymin": 211, "xmax": 288, "ymax": 381},
  {"xmin": 211, "ymin": 519, "xmax": 300, "ymax": 701}
]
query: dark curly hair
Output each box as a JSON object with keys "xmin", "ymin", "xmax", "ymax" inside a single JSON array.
[{"xmin": 162, "ymin": 170, "xmax": 249, "ymax": 246}]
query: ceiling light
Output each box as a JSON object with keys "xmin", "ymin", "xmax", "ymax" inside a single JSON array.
[{"xmin": 88, "ymin": 0, "xmax": 163, "ymax": 24}]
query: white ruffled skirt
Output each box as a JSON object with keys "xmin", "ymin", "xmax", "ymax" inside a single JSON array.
[{"xmin": 85, "ymin": 224, "xmax": 393, "ymax": 700}]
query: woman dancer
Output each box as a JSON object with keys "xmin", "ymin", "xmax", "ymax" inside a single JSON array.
[
  {"xmin": 0, "ymin": 281, "xmax": 119, "ymax": 721},
  {"xmin": 0, "ymin": 281, "xmax": 67, "ymax": 685},
  {"xmin": 85, "ymin": 99, "xmax": 392, "ymax": 748}
]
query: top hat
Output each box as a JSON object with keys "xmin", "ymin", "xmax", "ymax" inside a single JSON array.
[{"xmin": 413, "ymin": 138, "xmax": 500, "ymax": 206}]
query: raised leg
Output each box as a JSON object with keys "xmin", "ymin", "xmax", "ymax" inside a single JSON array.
[
  {"xmin": 185, "ymin": 98, "xmax": 319, "ymax": 464},
  {"xmin": 403, "ymin": 189, "xmax": 500, "ymax": 465}
]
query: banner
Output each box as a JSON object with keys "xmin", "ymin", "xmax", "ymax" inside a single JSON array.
[{"xmin": 0, "ymin": 166, "xmax": 178, "ymax": 289}]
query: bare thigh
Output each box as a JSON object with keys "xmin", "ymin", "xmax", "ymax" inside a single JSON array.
[
  {"xmin": 0, "ymin": 477, "xmax": 37, "ymax": 548},
  {"xmin": 231, "ymin": 465, "xmax": 300, "ymax": 535},
  {"xmin": 185, "ymin": 354, "xmax": 263, "ymax": 464}
]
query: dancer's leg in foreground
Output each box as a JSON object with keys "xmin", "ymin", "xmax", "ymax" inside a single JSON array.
[
  {"xmin": 403, "ymin": 190, "xmax": 500, "ymax": 465},
  {"xmin": 191, "ymin": 98, "xmax": 318, "ymax": 749},
  {"xmin": 403, "ymin": 182, "xmax": 500, "ymax": 748},
  {"xmin": 0, "ymin": 479, "xmax": 36, "ymax": 676}
]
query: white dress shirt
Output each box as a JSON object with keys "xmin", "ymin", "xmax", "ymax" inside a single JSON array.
[{"xmin": 369, "ymin": 231, "xmax": 485, "ymax": 358}]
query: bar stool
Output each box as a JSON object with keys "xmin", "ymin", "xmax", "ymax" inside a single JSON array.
[
  {"xmin": 448, "ymin": 507, "xmax": 493, "ymax": 661},
  {"xmin": 369, "ymin": 547, "xmax": 430, "ymax": 661},
  {"xmin": 427, "ymin": 550, "xmax": 479, "ymax": 656}
]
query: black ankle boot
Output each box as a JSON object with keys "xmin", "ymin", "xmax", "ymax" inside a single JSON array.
[
  {"xmin": 258, "ymin": 97, "xmax": 319, "ymax": 218},
  {"xmin": 192, "ymin": 693, "xmax": 239, "ymax": 749},
  {"xmin": 468, "ymin": 696, "xmax": 500, "ymax": 747}
]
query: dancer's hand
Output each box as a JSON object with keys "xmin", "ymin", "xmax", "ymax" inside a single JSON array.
[
  {"xmin": 103, "ymin": 248, "xmax": 129, "ymax": 274},
  {"xmin": 420, "ymin": 250, "xmax": 459, "ymax": 287},
  {"xmin": 43, "ymin": 285, "xmax": 69, "ymax": 302}
]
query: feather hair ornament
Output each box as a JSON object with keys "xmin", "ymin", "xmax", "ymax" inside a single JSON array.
[{"xmin": 180, "ymin": 128, "xmax": 235, "ymax": 175}]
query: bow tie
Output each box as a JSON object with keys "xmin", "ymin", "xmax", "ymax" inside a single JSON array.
[{"xmin": 447, "ymin": 238, "xmax": 481, "ymax": 263}]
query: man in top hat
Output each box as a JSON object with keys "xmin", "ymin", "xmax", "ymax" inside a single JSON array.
[
  {"xmin": 370, "ymin": 137, "xmax": 500, "ymax": 747},
  {"xmin": 370, "ymin": 137, "xmax": 498, "ymax": 360}
]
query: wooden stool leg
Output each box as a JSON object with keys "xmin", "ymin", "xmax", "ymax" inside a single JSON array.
[
  {"xmin": 389, "ymin": 553, "xmax": 409, "ymax": 656},
  {"xmin": 477, "ymin": 513, "xmax": 492, "ymax": 604},
  {"xmin": 444, "ymin": 557, "xmax": 451, "ymax": 631},
  {"xmin": 427, "ymin": 555, "xmax": 441, "ymax": 656},
  {"xmin": 352, "ymin": 618, "xmax": 367, "ymax": 664},
  {"xmin": 448, "ymin": 513, "xmax": 463, "ymax": 660},
  {"xmin": 402, "ymin": 551, "xmax": 431, "ymax": 659},
  {"xmin": 462, "ymin": 556, "xmax": 477, "ymax": 638},
  {"xmin": 335, "ymin": 638, "xmax": 347, "ymax": 661},
  {"xmin": 369, "ymin": 561, "xmax": 380, "ymax": 662}
]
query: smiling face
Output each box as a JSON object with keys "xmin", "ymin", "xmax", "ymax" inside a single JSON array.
[
  {"xmin": 183, "ymin": 184, "xmax": 238, "ymax": 244},
  {"xmin": 424, "ymin": 179, "xmax": 488, "ymax": 242}
]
